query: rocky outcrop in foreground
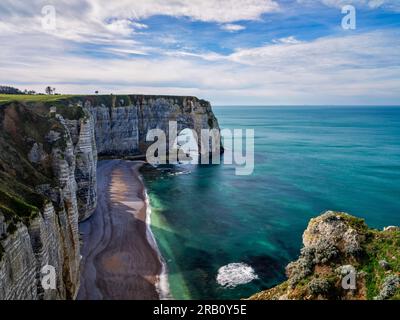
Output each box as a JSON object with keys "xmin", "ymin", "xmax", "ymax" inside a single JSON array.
[
  {"xmin": 0, "ymin": 95, "xmax": 220, "ymax": 299},
  {"xmin": 249, "ymin": 211, "xmax": 400, "ymax": 300}
]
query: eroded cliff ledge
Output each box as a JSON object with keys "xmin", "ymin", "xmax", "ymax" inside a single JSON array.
[
  {"xmin": 249, "ymin": 211, "xmax": 400, "ymax": 300},
  {"xmin": 0, "ymin": 94, "xmax": 221, "ymax": 299}
]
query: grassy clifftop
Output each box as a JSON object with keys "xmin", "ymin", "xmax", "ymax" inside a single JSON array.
[
  {"xmin": 0, "ymin": 94, "xmax": 74, "ymax": 104},
  {"xmin": 249, "ymin": 212, "xmax": 400, "ymax": 300},
  {"xmin": 0, "ymin": 94, "xmax": 210, "ymax": 107}
]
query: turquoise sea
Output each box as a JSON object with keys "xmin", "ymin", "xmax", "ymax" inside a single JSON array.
[{"xmin": 143, "ymin": 106, "xmax": 400, "ymax": 300}]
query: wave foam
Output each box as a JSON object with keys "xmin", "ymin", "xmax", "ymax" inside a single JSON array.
[
  {"xmin": 140, "ymin": 175, "xmax": 173, "ymax": 300},
  {"xmin": 216, "ymin": 263, "xmax": 259, "ymax": 288}
]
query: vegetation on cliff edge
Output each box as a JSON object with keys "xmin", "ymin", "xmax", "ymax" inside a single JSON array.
[{"xmin": 249, "ymin": 212, "xmax": 400, "ymax": 300}]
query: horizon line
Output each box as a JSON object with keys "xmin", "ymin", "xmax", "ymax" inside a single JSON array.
[{"xmin": 213, "ymin": 104, "xmax": 400, "ymax": 107}]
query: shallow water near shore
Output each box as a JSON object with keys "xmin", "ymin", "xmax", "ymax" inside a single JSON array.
[{"xmin": 142, "ymin": 106, "xmax": 400, "ymax": 300}]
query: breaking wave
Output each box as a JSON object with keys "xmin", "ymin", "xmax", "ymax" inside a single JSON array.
[{"xmin": 216, "ymin": 263, "xmax": 259, "ymax": 288}]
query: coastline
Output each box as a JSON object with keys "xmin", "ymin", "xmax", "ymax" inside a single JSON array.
[
  {"xmin": 78, "ymin": 159, "xmax": 169, "ymax": 300},
  {"xmin": 142, "ymin": 187, "xmax": 172, "ymax": 300}
]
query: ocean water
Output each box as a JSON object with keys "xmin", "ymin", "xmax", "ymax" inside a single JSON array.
[{"xmin": 143, "ymin": 106, "xmax": 400, "ymax": 300}]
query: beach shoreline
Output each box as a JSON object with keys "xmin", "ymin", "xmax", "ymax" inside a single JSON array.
[
  {"xmin": 142, "ymin": 187, "xmax": 172, "ymax": 300},
  {"xmin": 77, "ymin": 159, "xmax": 168, "ymax": 300}
]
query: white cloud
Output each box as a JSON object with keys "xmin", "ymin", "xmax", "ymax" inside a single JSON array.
[
  {"xmin": 104, "ymin": 19, "xmax": 148, "ymax": 36},
  {"xmin": 0, "ymin": 0, "xmax": 399, "ymax": 104},
  {"xmin": 88, "ymin": 0, "xmax": 280, "ymax": 23},
  {"xmin": 220, "ymin": 24, "xmax": 246, "ymax": 32},
  {"xmin": 105, "ymin": 19, "xmax": 137, "ymax": 37},
  {"xmin": 1, "ymin": 25, "xmax": 399, "ymax": 105},
  {"xmin": 0, "ymin": 0, "xmax": 278, "ymax": 56},
  {"xmin": 104, "ymin": 47, "xmax": 149, "ymax": 56},
  {"xmin": 226, "ymin": 31, "xmax": 400, "ymax": 69},
  {"xmin": 368, "ymin": 0, "xmax": 386, "ymax": 9},
  {"xmin": 273, "ymin": 36, "xmax": 302, "ymax": 44},
  {"xmin": 0, "ymin": 1, "xmax": 145, "ymax": 45},
  {"xmin": 297, "ymin": 0, "xmax": 400, "ymax": 10}
]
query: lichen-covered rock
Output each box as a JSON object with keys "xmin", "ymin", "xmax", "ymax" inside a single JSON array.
[
  {"xmin": 284, "ymin": 212, "xmax": 364, "ymax": 289},
  {"xmin": 286, "ymin": 251, "xmax": 314, "ymax": 288},
  {"xmin": 303, "ymin": 211, "xmax": 364, "ymax": 256},
  {"xmin": 335, "ymin": 264, "xmax": 356, "ymax": 276},
  {"xmin": 375, "ymin": 275, "xmax": 400, "ymax": 300},
  {"xmin": 249, "ymin": 211, "xmax": 400, "ymax": 300},
  {"xmin": 308, "ymin": 278, "xmax": 332, "ymax": 296},
  {"xmin": 379, "ymin": 259, "xmax": 391, "ymax": 271}
]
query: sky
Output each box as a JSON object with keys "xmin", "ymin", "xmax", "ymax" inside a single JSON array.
[{"xmin": 0, "ymin": 0, "xmax": 399, "ymax": 105}]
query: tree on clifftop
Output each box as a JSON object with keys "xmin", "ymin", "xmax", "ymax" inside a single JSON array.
[
  {"xmin": 0, "ymin": 85, "xmax": 23, "ymax": 94},
  {"xmin": 45, "ymin": 86, "xmax": 56, "ymax": 95}
]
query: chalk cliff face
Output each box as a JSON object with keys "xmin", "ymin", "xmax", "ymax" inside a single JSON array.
[
  {"xmin": 0, "ymin": 103, "xmax": 89, "ymax": 299},
  {"xmin": 0, "ymin": 95, "xmax": 221, "ymax": 299},
  {"xmin": 88, "ymin": 95, "xmax": 221, "ymax": 156}
]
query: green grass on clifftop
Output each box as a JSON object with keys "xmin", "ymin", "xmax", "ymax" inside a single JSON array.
[
  {"xmin": 0, "ymin": 93, "xmax": 208, "ymax": 108},
  {"xmin": 362, "ymin": 229, "xmax": 400, "ymax": 299},
  {"xmin": 0, "ymin": 94, "xmax": 75, "ymax": 105}
]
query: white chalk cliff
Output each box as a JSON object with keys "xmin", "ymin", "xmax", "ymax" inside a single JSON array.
[{"xmin": 0, "ymin": 95, "xmax": 221, "ymax": 299}]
